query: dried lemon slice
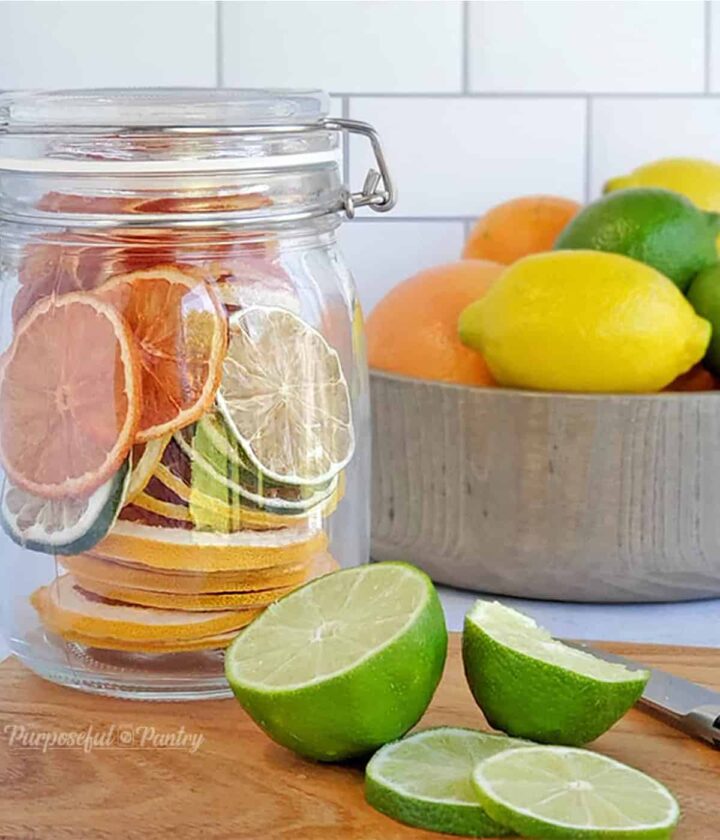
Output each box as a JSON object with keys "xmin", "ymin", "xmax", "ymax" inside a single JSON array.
[{"xmin": 217, "ymin": 306, "xmax": 354, "ymax": 486}]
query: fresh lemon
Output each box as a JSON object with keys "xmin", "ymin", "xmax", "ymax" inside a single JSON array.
[
  {"xmin": 458, "ymin": 250, "xmax": 710, "ymax": 392},
  {"xmin": 555, "ymin": 188, "xmax": 720, "ymax": 291},
  {"xmin": 605, "ymin": 157, "xmax": 720, "ymax": 215}
]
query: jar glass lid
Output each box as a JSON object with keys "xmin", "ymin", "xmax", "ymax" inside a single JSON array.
[{"xmin": 0, "ymin": 88, "xmax": 331, "ymax": 131}]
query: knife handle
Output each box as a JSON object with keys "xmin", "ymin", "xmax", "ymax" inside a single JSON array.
[{"xmin": 683, "ymin": 706, "xmax": 720, "ymax": 748}]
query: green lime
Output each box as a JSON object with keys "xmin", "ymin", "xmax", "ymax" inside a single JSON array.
[
  {"xmin": 365, "ymin": 727, "xmax": 525, "ymax": 837},
  {"xmin": 686, "ymin": 263, "xmax": 720, "ymax": 375},
  {"xmin": 555, "ymin": 187, "xmax": 720, "ymax": 291},
  {"xmin": 225, "ymin": 562, "xmax": 447, "ymax": 761},
  {"xmin": 0, "ymin": 459, "xmax": 129, "ymax": 555},
  {"xmin": 462, "ymin": 601, "xmax": 649, "ymax": 745},
  {"xmin": 471, "ymin": 745, "xmax": 680, "ymax": 839}
]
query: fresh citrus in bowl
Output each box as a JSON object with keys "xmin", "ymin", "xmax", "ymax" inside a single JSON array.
[
  {"xmin": 463, "ymin": 195, "xmax": 580, "ymax": 264},
  {"xmin": 366, "ymin": 260, "xmax": 503, "ymax": 386},
  {"xmin": 458, "ymin": 250, "xmax": 710, "ymax": 393}
]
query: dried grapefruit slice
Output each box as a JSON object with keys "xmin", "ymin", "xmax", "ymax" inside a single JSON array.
[
  {"xmin": 61, "ymin": 550, "xmax": 326, "ymax": 594},
  {"xmin": 94, "ymin": 519, "xmax": 328, "ymax": 572},
  {"xmin": 217, "ymin": 307, "xmax": 354, "ymax": 485},
  {"xmin": 94, "ymin": 265, "xmax": 227, "ymax": 442},
  {"xmin": 32, "ymin": 575, "xmax": 258, "ymax": 644},
  {"xmin": 125, "ymin": 436, "xmax": 170, "ymax": 503},
  {"xmin": 70, "ymin": 552, "xmax": 339, "ymax": 611},
  {"xmin": 0, "ymin": 293, "xmax": 140, "ymax": 499}
]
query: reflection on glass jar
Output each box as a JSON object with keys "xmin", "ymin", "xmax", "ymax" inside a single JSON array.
[{"xmin": 0, "ymin": 88, "xmax": 394, "ymax": 699}]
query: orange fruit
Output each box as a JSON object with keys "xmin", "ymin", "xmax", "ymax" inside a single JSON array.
[
  {"xmin": 366, "ymin": 260, "xmax": 504, "ymax": 386},
  {"xmin": 125, "ymin": 436, "xmax": 170, "ymax": 503},
  {"xmin": 665, "ymin": 365, "xmax": 720, "ymax": 392},
  {"xmin": 94, "ymin": 265, "xmax": 228, "ymax": 442},
  {"xmin": 463, "ymin": 195, "xmax": 581, "ymax": 264},
  {"xmin": 0, "ymin": 293, "xmax": 140, "ymax": 499}
]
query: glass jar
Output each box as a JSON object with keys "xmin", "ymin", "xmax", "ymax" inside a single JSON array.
[{"xmin": 0, "ymin": 89, "xmax": 395, "ymax": 700}]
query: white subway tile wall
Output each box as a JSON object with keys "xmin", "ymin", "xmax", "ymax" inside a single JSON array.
[{"xmin": 0, "ymin": 0, "xmax": 716, "ymax": 313}]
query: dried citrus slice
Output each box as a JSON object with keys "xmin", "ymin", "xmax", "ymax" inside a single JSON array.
[
  {"xmin": 1, "ymin": 461, "xmax": 130, "ymax": 556},
  {"xmin": 125, "ymin": 437, "xmax": 170, "ymax": 503},
  {"xmin": 61, "ymin": 550, "xmax": 329, "ymax": 594},
  {"xmin": 31, "ymin": 575, "xmax": 258, "ymax": 644},
  {"xmin": 217, "ymin": 306, "xmax": 354, "ymax": 486},
  {"xmin": 0, "ymin": 293, "xmax": 140, "ymax": 499},
  {"xmin": 71, "ymin": 552, "xmax": 339, "ymax": 611},
  {"xmin": 94, "ymin": 265, "xmax": 227, "ymax": 442},
  {"xmin": 94, "ymin": 519, "xmax": 328, "ymax": 572},
  {"xmin": 49, "ymin": 629, "xmax": 239, "ymax": 654}
]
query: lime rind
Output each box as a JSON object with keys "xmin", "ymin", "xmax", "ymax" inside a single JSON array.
[
  {"xmin": 225, "ymin": 562, "xmax": 447, "ymax": 761},
  {"xmin": 217, "ymin": 306, "xmax": 354, "ymax": 487},
  {"xmin": 365, "ymin": 727, "xmax": 524, "ymax": 837},
  {"xmin": 471, "ymin": 745, "xmax": 680, "ymax": 839},
  {"xmin": 463, "ymin": 601, "xmax": 649, "ymax": 745},
  {"xmin": 1, "ymin": 459, "xmax": 130, "ymax": 556}
]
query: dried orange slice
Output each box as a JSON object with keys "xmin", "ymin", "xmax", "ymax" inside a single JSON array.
[
  {"xmin": 70, "ymin": 552, "xmax": 339, "ymax": 611},
  {"xmin": 94, "ymin": 265, "xmax": 227, "ymax": 442},
  {"xmin": 94, "ymin": 519, "xmax": 328, "ymax": 572},
  {"xmin": 49, "ymin": 629, "xmax": 238, "ymax": 654},
  {"xmin": 32, "ymin": 575, "xmax": 257, "ymax": 644},
  {"xmin": 61, "ymin": 550, "xmax": 326, "ymax": 594},
  {"xmin": 0, "ymin": 293, "xmax": 140, "ymax": 499},
  {"xmin": 125, "ymin": 436, "xmax": 170, "ymax": 503}
]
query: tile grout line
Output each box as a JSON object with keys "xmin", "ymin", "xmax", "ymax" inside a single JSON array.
[
  {"xmin": 706, "ymin": 0, "xmax": 713, "ymax": 94},
  {"xmin": 215, "ymin": 0, "xmax": 224, "ymax": 87},
  {"xmin": 584, "ymin": 96, "xmax": 593, "ymax": 202},
  {"xmin": 342, "ymin": 96, "xmax": 350, "ymax": 188},
  {"xmin": 462, "ymin": 0, "xmax": 470, "ymax": 94},
  {"xmin": 328, "ymin": 91, "xmax": 720, "ymax": 100}
]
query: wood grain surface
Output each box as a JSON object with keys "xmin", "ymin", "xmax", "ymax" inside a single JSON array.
[
  {"xmin": 0, "ymin": 637, "xmax": 718, "ymax": 839},
  {"xmin": 371, "ymin": 371, "xmax": 720, "ymax": 602}
]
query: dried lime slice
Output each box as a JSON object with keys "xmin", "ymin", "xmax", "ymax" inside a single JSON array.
[{"xmin": 217, "ymin": 306, "xmax": 354, "ymax": 486}]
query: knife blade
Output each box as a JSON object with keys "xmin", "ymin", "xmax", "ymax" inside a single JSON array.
[{"xmin": 566, "ymin": 642, "xmax": 720, "ymax": 748}]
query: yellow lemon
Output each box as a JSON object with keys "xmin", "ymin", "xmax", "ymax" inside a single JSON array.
[
  {"xmin": 458, "ymin": 251, "xmax": 710, "ymax": 393},
  {"xmin": 604, "ymin": 158, "xmax": 720, "ymax": 214}
]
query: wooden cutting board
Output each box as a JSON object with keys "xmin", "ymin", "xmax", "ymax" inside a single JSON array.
[{"xmin": 0, "ymin": 636, "xmax": 718, "ymax": 839}]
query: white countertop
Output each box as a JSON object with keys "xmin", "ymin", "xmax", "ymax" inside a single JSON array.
[
  {"xmin": 2, "ymin": 588, "xmax": 717, "ymax": 666},
  {"xmin": 438, "ymin": 586, "xmax": 720, "ymax": 647}
]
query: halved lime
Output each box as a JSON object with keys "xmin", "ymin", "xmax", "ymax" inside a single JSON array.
[
  {"xmin": 471, "ymin": 745, "xmax": 680, "ymax": 838},
  {"xmin": 1, "ymin": 459, "xmax": 129, "ymax": 555},
  {"xmin": 217, "ymin": 306, "xmax": 354, "ymax": 486},
  {"xmin": 365, "ymin": 727, "xmax": 525, "ymax": 837},
  {"xmin": 463, "ymin": 601, "xmax": 649, "ymax": 745},
  {"xmin": 225, "ymin": 562, "xmax": 447, "ymax": 761}
]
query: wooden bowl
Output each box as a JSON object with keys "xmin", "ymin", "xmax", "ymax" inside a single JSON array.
[{"xmin": 370, "ymin": 370, "xmax": 720, "ymax": 602}]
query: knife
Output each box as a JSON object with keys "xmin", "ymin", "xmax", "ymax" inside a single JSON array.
[{"xmin": 567, "ymin": 642, "xmax": 720, "ymax": 748}]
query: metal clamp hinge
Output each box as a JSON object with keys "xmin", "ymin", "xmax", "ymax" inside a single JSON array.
[{"xmin": 323, "ymin": 118, "xmax": 396, "ymax": 218}]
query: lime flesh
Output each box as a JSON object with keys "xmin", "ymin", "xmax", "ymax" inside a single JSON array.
[
  {"xmin": 365, "ymin": 727, "xmax": 525, "ymax": 837},
  {"xmin": 463, "ymin": 601, "xmax": 649, "ymax": 745},
  {"xmin": 472, "ymin": 745, "xmax": 680, "ymax": 838},
  {"xmin": 225, "ymin": 562, "xmax": 447, "ymax": 761}
]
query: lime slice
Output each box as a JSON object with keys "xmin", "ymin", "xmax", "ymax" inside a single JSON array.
[
  {"xmin": 225, "ymin": 562, "xmax": 447, "ymax": 761},
  {"xmin": 463, "ymin": 601, "xmax": 649, "ymax": 745},
  {"xmin": 365, "ymin": 727, "xmax": 525, "ymax": 837},
  {"xmin": 1, "ymin": 460, "xmax": 129, "ymax": 555},
  {"xmin": 471, "ymin": 745, "xmax": 680, "ymax": 838},
  {"xmin": 217, "ymin": 306, "xmax": 354, "ymax": 486}
]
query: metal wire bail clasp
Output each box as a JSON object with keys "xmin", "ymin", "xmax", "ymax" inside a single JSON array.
[{"xmin": 323, "ymin": 118, "xmax": 397, "ymax": 218}]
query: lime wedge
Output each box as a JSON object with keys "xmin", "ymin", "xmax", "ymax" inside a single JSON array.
[
  {"xmin": 217, "ymin": 306, "xmax": 354, "ymax": 486},
  {"xmin": 463, "ymin": 601, "xmax": 649, "ymax": 745},
  {"xmin": 365, "ymin": 727, "xmax": 525, "ymax": 837},
  {"xmin": 225, "ymin": 562, "xmax": 447, "ymax": 761},
  {"xmin": 471, "ymin": 745, "xmax": 680, "ymax": 838}
]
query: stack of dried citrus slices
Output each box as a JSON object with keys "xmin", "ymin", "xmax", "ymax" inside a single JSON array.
[{"xmin": 1, "ymin": 218, "xmax": 354, "ymax": 654}]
